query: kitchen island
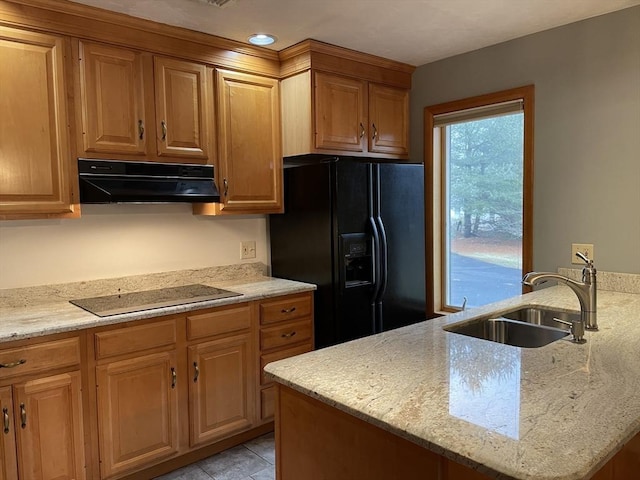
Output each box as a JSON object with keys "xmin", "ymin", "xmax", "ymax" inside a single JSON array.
[{"xmin": 265, "ymin": 285, "xmax": 640, "ymax": 480}]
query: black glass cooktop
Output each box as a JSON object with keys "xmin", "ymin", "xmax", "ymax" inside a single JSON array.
[{"xmin": 70, "ymin": 284, "xmax": 242, "ymax": 317}]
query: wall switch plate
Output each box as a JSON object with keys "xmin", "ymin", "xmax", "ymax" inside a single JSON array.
[
  {"xmin": 571, "ymin": 243, "xmax": 594, "ymax": 264},
  {"xmin": 240, "ymin": 241, "xmax": 256, "ymax": 260}
]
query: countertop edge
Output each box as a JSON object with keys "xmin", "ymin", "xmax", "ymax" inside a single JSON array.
[{"xmin": 0, "ymin": 278, "xmax": 316, "ymax": 344}]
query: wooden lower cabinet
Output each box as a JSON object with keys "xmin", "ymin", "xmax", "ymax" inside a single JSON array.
[
  {"xmin": 257, "ymin": 293, "xmax": 314, "ymax": 424},
  {"xmin": 96, "ymin": 351, "xmax": 179, "ymax": 479},
  {"xmin": 0, "ymin": 387, "xmax": 17, "ymax": 480},
  {"xmin": 0, "ymin": 372, "xmax": 85, "ymax": 480},
  {"xmin": 0, "ymin": 293, "xmax": 314, "ymax": 479},
  {"xmin": 276, "ymin": 385, "xmax": 640, "ymax": 480},
  {"xmin": 188, "ymin": 332, "xmax": 255, "ymax": 447}
]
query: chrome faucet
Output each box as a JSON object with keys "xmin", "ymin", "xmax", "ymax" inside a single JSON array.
[{"xmin": 522, "ymin": 252, "xmax": 597, "ymax": 341}]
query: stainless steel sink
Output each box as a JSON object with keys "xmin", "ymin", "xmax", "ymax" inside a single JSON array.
[
  {"xmin": 501, "ymin": 306, "xmax": 580, "ymax": 330},
  {"xmin": 444, "ymin": 306, "xmax": 575, "ymax": 348}
]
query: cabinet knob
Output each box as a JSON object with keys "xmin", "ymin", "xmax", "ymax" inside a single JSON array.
[
  {"xmin": 161, "ymin": 120, "xmax": 167, "ymax": 141},
  {"xmin": 2, "ymin": 407, "xmax": 9, "ymax": 434},
  {"xmin": 0, "ymin": 359, "xmax": 26, "ymax": 369}
]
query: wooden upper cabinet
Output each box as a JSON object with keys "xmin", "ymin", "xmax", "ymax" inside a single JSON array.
[
  {"xmin": 78, "ymin": 41, "xmax": 147, "ymax": 156},
  {"xmin": 314, "ymin": 72, "xmax": 366, "ymax": 152},
  {"xmin": 76, "ymin": 41, "xmax": 210, "ymax": 163},
  {"xmin": 281, "ymin": 70, "xmax": 411, "ymax": 160},
  {"xmin": 368, "ymin": 83, "xmax": 409, "ymax": 156},
  {"xmin": 209, "ymin": 69, "xmax": 282, "ymax": 214},
  {"xmin": 279, "ymin": 40, "xmax": 414, "ymax": 161},
  {"xmin": 154, "ymin": 57, "xmax": 210, "ymax": 160},
  {"xmin": 0, "ymin": 26, "xmax": 77, "ymax": 219}
]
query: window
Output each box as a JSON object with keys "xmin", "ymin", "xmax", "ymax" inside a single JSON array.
[{"xmin": 424, "ymin": 86, "xmax": 534, "ymax": 314}]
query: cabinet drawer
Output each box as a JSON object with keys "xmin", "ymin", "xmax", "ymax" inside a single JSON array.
[
  {"xmin": 95, "ymin": 319, "xmax": 176, "ymax": 360},
  {"xmin": 0, "ymin": 337, "xmax": 81, "ymax": 380},
  {"xmin": 187, "ymin": 304, "xmax": 251, "ymax": 341},
  {"xmin": 260, "ymin": 319, "xmax": 312, "ymax": 351},
  {"xmin": 260, "ymin": 342, "xmax": 313, "ymax": 385},
  {"xmin": 260, "ymin": 294, "xmax": 312, "ymax": 325}
]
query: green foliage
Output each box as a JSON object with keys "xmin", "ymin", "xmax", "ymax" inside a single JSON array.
[{"xmin": 447, "ymin": 113, "xmax": 524, "ymax": 238}]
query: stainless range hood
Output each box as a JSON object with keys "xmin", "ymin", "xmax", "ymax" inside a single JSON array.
[{"xmin": 78, "ymin": 158, "xmax": 220, "ymax": 204}]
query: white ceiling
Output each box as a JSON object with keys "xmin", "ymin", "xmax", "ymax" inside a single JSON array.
[{"xmin": 69, "ymin": 0, "xmax": 639, "ymax": 66}]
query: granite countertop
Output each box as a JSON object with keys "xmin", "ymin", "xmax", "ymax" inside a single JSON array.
[
  {"xmin": 265, "ymin": 286, "xmax": 640, "ymax": 480},
  {"xmin": 0, "ymin": 263, "xmax": 315, "ymax": 343}
]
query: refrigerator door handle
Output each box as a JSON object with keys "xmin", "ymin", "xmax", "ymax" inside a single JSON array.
[
  {"xmin": 375, "ymin": 215, "xmax": 388, "ymax": 301},
  {"xmin": 369, "ymin": 215, "xmax": 382, "ymax": 303}
]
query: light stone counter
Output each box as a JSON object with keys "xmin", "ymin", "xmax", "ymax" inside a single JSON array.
[
  {"xmin": 0, "ymin": 263, "xmax": 315, "ymax": 343},
  {"xmin": 265, "ymin": 286, "xmax": 640, "ymax": 480}
]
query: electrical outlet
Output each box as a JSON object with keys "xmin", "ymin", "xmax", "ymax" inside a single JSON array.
[
  {"xmin": 571, "ymin": 243, "xmax": 594, "ymax": 264},
  {"xmin": 240, "ymin": 241, "xmax": 256, "ymax": 260}
]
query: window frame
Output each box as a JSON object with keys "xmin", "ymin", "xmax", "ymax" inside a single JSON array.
[{"xmin": 424, "ymin": 85, "xmax": 534, "ymax": 315}]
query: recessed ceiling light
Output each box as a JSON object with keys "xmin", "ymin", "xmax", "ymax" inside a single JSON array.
[
  {"xmin": 195, "ymin": 0, "xmax": 236, "ymax": 7},
  {"xmin": 248, "ymin": 34, "xmax": 277, "ymax": 46}
]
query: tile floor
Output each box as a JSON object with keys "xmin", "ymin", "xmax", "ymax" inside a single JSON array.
[{"xmin": 153, "ymin": 433, "xmax": 275, "ymax": 480}]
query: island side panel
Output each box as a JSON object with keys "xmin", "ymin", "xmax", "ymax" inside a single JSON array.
[
  {"xmin": 275, "ymin": 384, "xmax": 446, "ymax": 480},
  {"xmin": 274, "ymin": 382, "xmax": 640, "ymax": 480}
]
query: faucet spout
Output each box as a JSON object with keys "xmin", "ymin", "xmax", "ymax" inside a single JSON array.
[{"xmin": 522, "ymin": 255, "xmax": 597, "ymax": 333}]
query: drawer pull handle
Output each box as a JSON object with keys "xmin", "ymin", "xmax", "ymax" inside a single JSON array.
[
  {"xmin": 281, "ymin": 307, "xmax": 296, "ymax": 314},
  {"xmin": 138, "ymin": 119, "xmax": 144, "ymax": 140},
  {"xmin": 171, "ymin": 367, "xmax": 177, "ymax": 389},
  {"xmin": 3, "ymin": 408, "xmax": 9, "ymax": 434},
  {"xmin": 372, "ymin": 123, "xmax": 378, "ymax": 140},
  {"xmin": 193, "ymin": 362, "xmax": 199, "ymax": 383},
  {"xmin": 161, "ymin": 120, "xmax": 167, "ymax": 141},
  {"xmin": 0, "ymin": 359, "xmax": 26, "ymax": 368},
  {"xmin": 359, "ymin": 123, "xmax": 365, "ymax": 139},
  {"xmin": 281, "ymin": 331, "xmax": 297, "ymax": 339},
  {"xmin": 20, "ymin": 403, "xmax": 26, "ymax": 429}
]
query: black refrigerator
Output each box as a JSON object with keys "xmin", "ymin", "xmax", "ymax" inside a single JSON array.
[{"xmin": 269, "ymin": 158, "xmax": 426, "ymax": 348}]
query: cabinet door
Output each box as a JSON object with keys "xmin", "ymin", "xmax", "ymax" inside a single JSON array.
[
  {"xmin": 216, "ymin": 69, "xmax": 282, "ymax": 213},
  {"xmin": 154, "ymin": 57, "xmax": 209, "ymax": 160},
  {"xmin": 368, "ymin": 83, "xmax": 409, "ymax": 157},
  {"xmin": 314, "ymin": 72, "xmax": 366, "ymax": 153},
  {"xmin": 78, "ymin": 41, "xmax": 147, "ymax": 156},
  {"xmin": 0, "ymin": 26, "xmax": 76, "ymax": 218},
  {"xmin": 0, "ymin": 387, "xmax": 17, "ymax": 480},
  {"xmin": 96, "ymin": 351, "xmax": 179, "ymax": 479},
  {"xmin": 188, "ymin": 332, "xmax": 254, "ymax": 446},
  {"xmin": 13, "ymin": 372, "xmax": 85, "ymax": 480}
]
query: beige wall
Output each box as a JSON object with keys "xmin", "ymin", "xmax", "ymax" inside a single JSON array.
[
  {"xmin": 0, "ymin": 205, "xmax": 268, "ymax": 288},
  {"xmin": 411, "ymin": 7, "xmax": 640, "ymax": 274}
]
